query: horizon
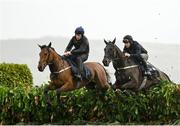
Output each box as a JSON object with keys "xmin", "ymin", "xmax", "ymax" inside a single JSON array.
[
  {"xmin": 1, "ymin": 35, "xmax": 180, "ymax": 46},
  {"xmin": 0, "ymin": 37, "xmax": 180, "ymax": 84}
]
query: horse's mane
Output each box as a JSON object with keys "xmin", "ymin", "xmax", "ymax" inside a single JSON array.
[
  {"xmin": 107, "ymin": 42, "xmax": 137, "ymax": 67},
  {"xmin": 113, "ymin": 44, "xmax": 123, "ymax": 55},
  {"xmin": 49, "ymin": 47, "xmax": 62, "ymax": 57},
  {"xmin": 112, "ymin": 43, "xmax": 136, "ymax": 65},
  {"xmin": 41, "ymin": 45, "xmax": 63, "ymax": 59}
]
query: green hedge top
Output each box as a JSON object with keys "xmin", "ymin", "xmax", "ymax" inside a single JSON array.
[
  {"xmin": 0, "ymin": 81, "xmax": 180, "ymax": 124},
  {"xmin": 0, "ymin": 63, "xmax": 33, "ymax": 87}
]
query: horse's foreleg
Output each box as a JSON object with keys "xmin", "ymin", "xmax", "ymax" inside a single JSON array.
[
  {"xmin": 60, "ymin": 82, "xmax": 75, "ymax": 92},
  {"xmin": 121, "ymin": 78, "xmax": 137, "ymax": 89},
  {"xmin": 56, "ymin": 88, "xmax": 61, "ymax": 106},
  {"xmin": 56, "ymin": 82, "xmax": 74, "ymax": 106},
  {"xmin": 44, "ymin": 83, "xmax": 54, "ymax": 107}
]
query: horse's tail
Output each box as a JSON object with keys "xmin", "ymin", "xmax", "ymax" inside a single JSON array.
[
  {"xmin": 98, "ymin": 63, "xmax": 112, "ymax": 85},
  {"xmin": 158, "ymin": 70, "xmax": 177, "ymax": 85},
  {"xmin": 163, "ymin": 72, "xmax": 171, "ymax": 82},
  {"xmin": 148, "ymin": 62, "xmax": 173, "ymax": 83}
]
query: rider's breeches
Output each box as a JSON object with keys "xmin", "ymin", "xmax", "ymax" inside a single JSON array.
[
  {"xmin": 140, "ymin": 53, "xmax": 149, "ymax": 61},
  {"xmin": 76, "ymin": 54, "xmax": 88, "ymax": 74},
  {"xmin": 140, "ymin": 53, "xmax": 149, "ymax": 70}
]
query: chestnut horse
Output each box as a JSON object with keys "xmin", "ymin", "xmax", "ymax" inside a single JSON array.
[
  {"xmin": 38, "ymin": 42, "xmax": 110, "ymax": 106},
  {"xmin": 102, "ymin": 38, "xmax": 171, "ymax": 91}
]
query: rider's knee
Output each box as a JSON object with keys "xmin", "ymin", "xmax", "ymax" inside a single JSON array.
[{"xmin": 140, "ymin": 53, "xmax": 149, "ymax": 61}]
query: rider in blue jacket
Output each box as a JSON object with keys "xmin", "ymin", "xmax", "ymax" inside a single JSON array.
[
  {"xmin": 123, "ymin": 35, "xmax": 151, "ymax": 76},
  {"xmin": 64, "ymin": 26, "xmax": 90, "ymax": 80}
]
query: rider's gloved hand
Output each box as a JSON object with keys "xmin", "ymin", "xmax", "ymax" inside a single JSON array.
[
  {"xmin": 64, "ymin": 51, "xmax": 72, "ymax": 56},
  {"xmin": 124, "ymin": 53, "xmax": 130, "ymax": 57}
]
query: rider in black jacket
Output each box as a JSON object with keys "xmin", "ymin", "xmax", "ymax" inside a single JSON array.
[
  {"xmin": 123, "ymin": 35, "xmax": 151, "ymax": 76},
  {"xmin": 64, "ymin": 26, "xmax": 89, "ymax": 80}
]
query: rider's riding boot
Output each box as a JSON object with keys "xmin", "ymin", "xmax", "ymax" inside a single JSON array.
[
  {"xmin": 75, "ymin": 57, "xmax": 83, "ymax": 80},
  {"xmin": 142, "ymin": 60, "xmax": 151, "ymax": 76}
]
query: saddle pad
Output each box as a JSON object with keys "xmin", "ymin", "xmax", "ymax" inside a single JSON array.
[
  {"xmin": 147, "ymin": 62, "xmax": 159, "ymax": 76},
  {"xmin": 63, "ymin": 56, "xmax": 91, "ymax": 80}
]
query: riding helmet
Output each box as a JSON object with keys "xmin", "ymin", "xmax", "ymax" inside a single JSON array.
[
  {"xmin": 75, "ymin": 26, "xmax": 84, "ymax": 35},
  {"xmin": 123, "ymin": 35, "xmax": 133, "ymax": 43}
]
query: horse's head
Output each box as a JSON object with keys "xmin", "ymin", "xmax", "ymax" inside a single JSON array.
[
  {"xmin": 38, "ymin": 42, "xmax": 53, "ymax": 72},
  {"xmin": 102, "ymin": 38, "xmax": 116, "ymax": 66}
]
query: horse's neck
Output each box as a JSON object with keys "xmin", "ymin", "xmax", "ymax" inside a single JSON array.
[
  {"xmin": 113, "ymin": 46, "xmax": 126, "ymax": 68},
  {"xmin": 113, "ymin": 46, "xmax": 135, "ymax": 69},
  {"xmin": 49, "ymin": 50, "xmax": 67, "ymax": 73}
]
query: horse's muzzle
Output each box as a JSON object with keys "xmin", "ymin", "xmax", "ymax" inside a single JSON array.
[
  {"xmin": 102, "ymin": 58, "xmax": 110, "ymax": 66},
  {"xmin": 38, "ymin": 63, "xmax": 46, "ymax": 72}
]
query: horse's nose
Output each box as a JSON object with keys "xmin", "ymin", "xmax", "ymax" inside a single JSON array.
[
  {"xmin": 102, "ymin": 59, "xmax": 108, "ymax": 66},
  {"xmin": 38, "ymin": 65, "xmax": 43, "ymax": 72}
]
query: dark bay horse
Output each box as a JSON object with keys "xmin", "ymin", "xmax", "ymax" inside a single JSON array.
[
  {"xmin": 38, "ymin": 42, "xmax": 110, "ymax": 106},
  {"xmin": 102, "ymin": 38, "xmax": 171, "ymax": 91}
]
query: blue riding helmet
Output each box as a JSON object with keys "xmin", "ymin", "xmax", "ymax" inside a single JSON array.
[{"xmin": 75, "ymin": 26, "xmax": 84, "ymax": 35}]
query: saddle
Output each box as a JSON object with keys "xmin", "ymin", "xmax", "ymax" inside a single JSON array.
[
  {"xmin": 147, "ymin": 63, "xmax": 159, "ymax": 76},
  {"xmin": 140, "ymin": 62, "xmax": 159, "ymax": 79},
  {"xmin": 62, "ymin": 56, "xmax": 92, "ymax": 80}
]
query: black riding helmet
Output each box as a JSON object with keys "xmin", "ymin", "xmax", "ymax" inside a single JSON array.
[
  {"xmin": 75, "ymin": 26, "xmax": 84, "ymax": 35},
  {"xmin": 123, "ymin": 35, "xmax": 133, "ymax": 44}
]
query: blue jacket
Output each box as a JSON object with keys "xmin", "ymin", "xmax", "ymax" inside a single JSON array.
[
  {"xmin": 65, "ymin": 36, "xmax": 89, "ymax": 56},
  {"xmin": 123, "ymin": 41, "xmax": 147, "ymax": 59}
]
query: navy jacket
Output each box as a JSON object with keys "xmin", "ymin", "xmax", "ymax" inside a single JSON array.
[
  {"xmin": 65, "ymin": 36, "xmax": 89, "ymax": 56},
  {"xmin": 123, "ymin": 41, "xmax": 147, "ymax": 59}
]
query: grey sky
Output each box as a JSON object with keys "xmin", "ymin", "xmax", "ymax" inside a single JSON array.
[{"xmin": 0, "ymin": 0, "xmax": 180, "ymax": 44}]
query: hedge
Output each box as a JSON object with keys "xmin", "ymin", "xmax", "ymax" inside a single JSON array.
[
  {"xmin": 0, "ymin": 81, "xmax": 180, "ymax": 125},
  {"xmin": 0, "ymin": 63, "xmax": 33, "ymax": 87}
]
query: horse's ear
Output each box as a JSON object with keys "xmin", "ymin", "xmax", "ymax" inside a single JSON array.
[
  {"xmin": 48, "ymin": 42, "xmax": 52, "ymax": 48},
  {"xmin": 38, "ymin": 44, "xmax": 42, "ymax": 49},
  {"xmin": 112, "ymin": 37, "xmax": 116, "ymax": 44},
  {"xmin": 104, "ymin": 39, "xmax": 108, "ymax": 45}
]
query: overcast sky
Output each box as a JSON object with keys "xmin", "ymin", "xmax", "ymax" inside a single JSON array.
[{"xmin": 0, "ymin": 0, "xmax": 180, "ymax": 44}]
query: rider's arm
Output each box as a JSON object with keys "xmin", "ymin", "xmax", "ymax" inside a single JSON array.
[
  {"xmin": 71, "ymin": 38, "xmax": 89, "ymax": 55},
  {"xmin": 130, "ymin": 44, "xmax": 141, "ymax": 58},
  {"xmin": 65, "ymin": 37, "xmax": 74, "ymax": 52}
]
